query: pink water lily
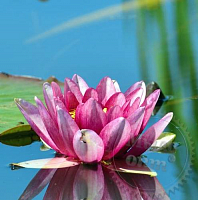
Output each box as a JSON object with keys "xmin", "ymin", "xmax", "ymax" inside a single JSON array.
[{"xmin": 15, "ymin": 74, "xmax": 173, "ymax": 164}]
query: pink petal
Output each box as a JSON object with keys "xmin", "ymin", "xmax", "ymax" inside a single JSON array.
[
  {"xmin": 127, "ymin": 107, "xmax": 145, "ymax": 137},
  {"xmin": 140, "ymin": 89, "xmax": 160, "ymax": 132},
  {"xmin": 56, "ymin": 106, "xmax": 79, "ymax": 158},
  {"xmin": 73, "ymin": 129, "xmax": 104, "ymax": 163},
  {"xmin": 35, "ymin": 97, "xmax": 67, "ymax": 155},
  {"xmin": 139, "ymin": 82, "xmax": 146, "ymax": 104},
  {"xmin": 116, "ymin": 107, "xmax": 145, "ymax": 157},
  {"xmin": 124, "ymin": 172, "xmax": 157, "ymax": 199},
  {"xmin": 51, "ymin": 82, "xmax": 64, "ymax": 103},
  {"xmin": 65, "ymin": 91, "xmax": 79, "ymax": 110},
  {"xmin": 113, "ymin": 80, "xmax": 121, "ymax": 92},
  {"xmin": 105, "ymin": 160, "xmax": 164, "ymax": 199},
  {"xmin": 54, "ymin": 97, "xmax": 67, "ymax": 112},
  {"xmin": 130, "ymin": 175, "xmax": 170, "ymax": 200},
  {"xmin": 152, "ymin": 178, "xmax": 170, "ymax": 200},
  {"xmin": 82, "ymin": 88, "xmax": 98, "ymax": 103},
  {"xmin": 122, "ymin": 100, "xmax": 129, "ymax": 111},
  {"xmin": 106, "ymin": 105, "xmax": 123, "ymax": 123},
  {"xmin": 75, "ymin": 103, "xmax": 84, "ymax": 127},
  {"xmin": 73, "ymin": 164, "xmax": 104, "ymax": 200},
  {"xmin": 19, "ymin": 169, "xmax": 56, "ymax": 200},
  {"xmin": 123, "ymin": 97, "xmax": 141, "ymax": 118},
  {"xmin": 122, "ymin": 173, "xmax": 156, "ymax": 199},
  {"xmin": 105, "ymin": 92, "xmax": 126, "ymax": 109},
  {"xmin": 15, "ymin": 98, "xmax": 59, "ymax": 152},
  {"xmin": 96, "ymin": 77, "xmax": 116, "ymax": 106},
  {"xmin": 125, "ymin": 81, "xmax": 146, "ymax": 104},
  {"xmin": 76, "ymin": 98, "xmax": 107, "ymax": 134},
  {"xmin": 72, "ymin": 74, "xmax": 89, "ymax": 95},
  {"xmin": 44, "ymin": 166, "xmax": 79, "ymax": 200},
  {"xmin": 102, "ymin": 167, "xmax": 141, "ymax": 200},
  {"xmin": 118, "ymin": 169, "xmax": 169, "ymax": 199},
  {"xmin": 125, "ymin": 88, "xmax": 144, "ymax": 104},
  {"xmin": 64, "ymin": 78, "xmax": 83, "ymax": 103},
  {"xmin": 100, "ymin": 117, "xmax": 131, "ymax": 160},
  {"xmin": 127, "ymin": 112, "xmax": 173, "ymax": 156},
  {"xmin": 43, "ymin": 82, "xmax": 56, "ymax": 122}
]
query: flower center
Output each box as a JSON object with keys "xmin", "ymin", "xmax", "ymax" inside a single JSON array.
[
  {"xmin": 103, "ymin": 107, "xmax": 108, "ymax": 113},
  {"xmin": 69, "ymin": 109, "xmax": 76, "ymax": 119}
]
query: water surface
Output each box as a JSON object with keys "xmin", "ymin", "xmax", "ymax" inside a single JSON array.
[{"xmin": 0, "ymin": 0, "xmax": 198, "ymax": 199}]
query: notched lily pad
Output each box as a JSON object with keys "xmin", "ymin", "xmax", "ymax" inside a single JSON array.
[
  {"xmin": 149, "ymin": 132, "xmax": 177, "ymax": 153},
  {"xmin": 0, "ymin": 125, "xmax": 40, "ymax": 146}
]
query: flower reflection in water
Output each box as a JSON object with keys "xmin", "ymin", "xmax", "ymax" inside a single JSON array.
[{"xmin": 19, "ymin": 163, "xmax": 169, "ymax": 200}]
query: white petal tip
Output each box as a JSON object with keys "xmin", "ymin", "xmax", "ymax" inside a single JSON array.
[
  {"xmin": 43, "ymin": 82, "xmax": 50, "ymax": 88},
  {"xmin": 34, "ymin": 96, "xmax": 38, "ymax": 101},
  {"xmin": 167, "ymin": 112, "xmax": 173, "ymax": 119},
  {"xmin": 14, "ymin": 98, "xmax": 23, "ymax": 104},
  {"xmin": 56, "ymin": 105, "xmax": 62, "ymax": 111}
]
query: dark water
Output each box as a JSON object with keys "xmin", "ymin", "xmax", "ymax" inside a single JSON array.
[{"xmin": 1, "ymin": 0, "xmax": 198, "ymax": 199}]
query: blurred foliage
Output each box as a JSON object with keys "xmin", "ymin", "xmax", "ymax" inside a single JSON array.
[
  {"xmin": 0, "ymin": 125, "xmax": 39, "ymax": 147},
  {"xmin": 135, "ymin": 0, "xmax": 198, "ymax": 198}
]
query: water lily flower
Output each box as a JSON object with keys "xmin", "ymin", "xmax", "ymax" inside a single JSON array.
[{"xmin": 15, "ymin": 74, "xmax": 173, "ymax": 164}]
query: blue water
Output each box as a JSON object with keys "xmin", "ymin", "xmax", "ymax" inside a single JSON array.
[
  {"xmin": 0, "ymin": 0, "xmax": 140, "ymax": 88},
  {"xmin": 1, "ymin": 0, "xmax": 198, "ymax": 199}
]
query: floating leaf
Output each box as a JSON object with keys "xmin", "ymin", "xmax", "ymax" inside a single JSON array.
[
  {"xmin": 11, "ymin": 157, "xmax": 80, "ymax": 169},
  {"xmin": 146, "ymin": 81, "xmax": 165, "ymax": 99},
  {"xmin": 40, "ymin": 144, "xmax": 51, "ymax": 151},
  {"xmin": 102, "ymin": 159, "xmax": 157, "ymax": 177},
  {"xmin": 0, "ymin": 125, "xmax": 39, "ymax": 146},
  {"xmin": 0, "ymin": 73, "xmax": 63, "ymax": 133},
  {"xmin": 149, "ymin": 132, "xmax": 176, "ymax": 153},
  {"xmin": 39, "ymin": 138, "xmax": 52, "ymax": 151}
]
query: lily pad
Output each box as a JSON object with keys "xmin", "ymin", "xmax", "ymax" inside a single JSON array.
[
  {"xmin": 0, "ymin": 73, "xmax": 63, "ymax": 133},
  {"xmin": 149, "ymin": 132, "xmax": 176, "ymax": 153},
  {"xmin": 11, "ymin": 157, "xmax": 80, "ymax": 169},
  {"xmin": 40, "ymin": 143, "xmax": 51, "ymax": 151},
  {"xmin": 0, "ymin": 125, "xmax": 39, "ymax": 146}
]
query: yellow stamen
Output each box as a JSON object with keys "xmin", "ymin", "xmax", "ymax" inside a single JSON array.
[
  {"xmin": 101, "ymin": 160, "xmax": 111, "ymax": 165},
  {"xmin": 103, "ymin": 107, "xmax": 108, "ymax": 113},
  {"xmin": 69, "ymin": 109, "xmax": 76, "ymax": 119}
]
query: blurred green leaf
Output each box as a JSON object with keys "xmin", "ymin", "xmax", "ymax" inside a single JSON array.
[{"xmin": 0, "ymin": 125, "xmax": 39, "ymax": 146}]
